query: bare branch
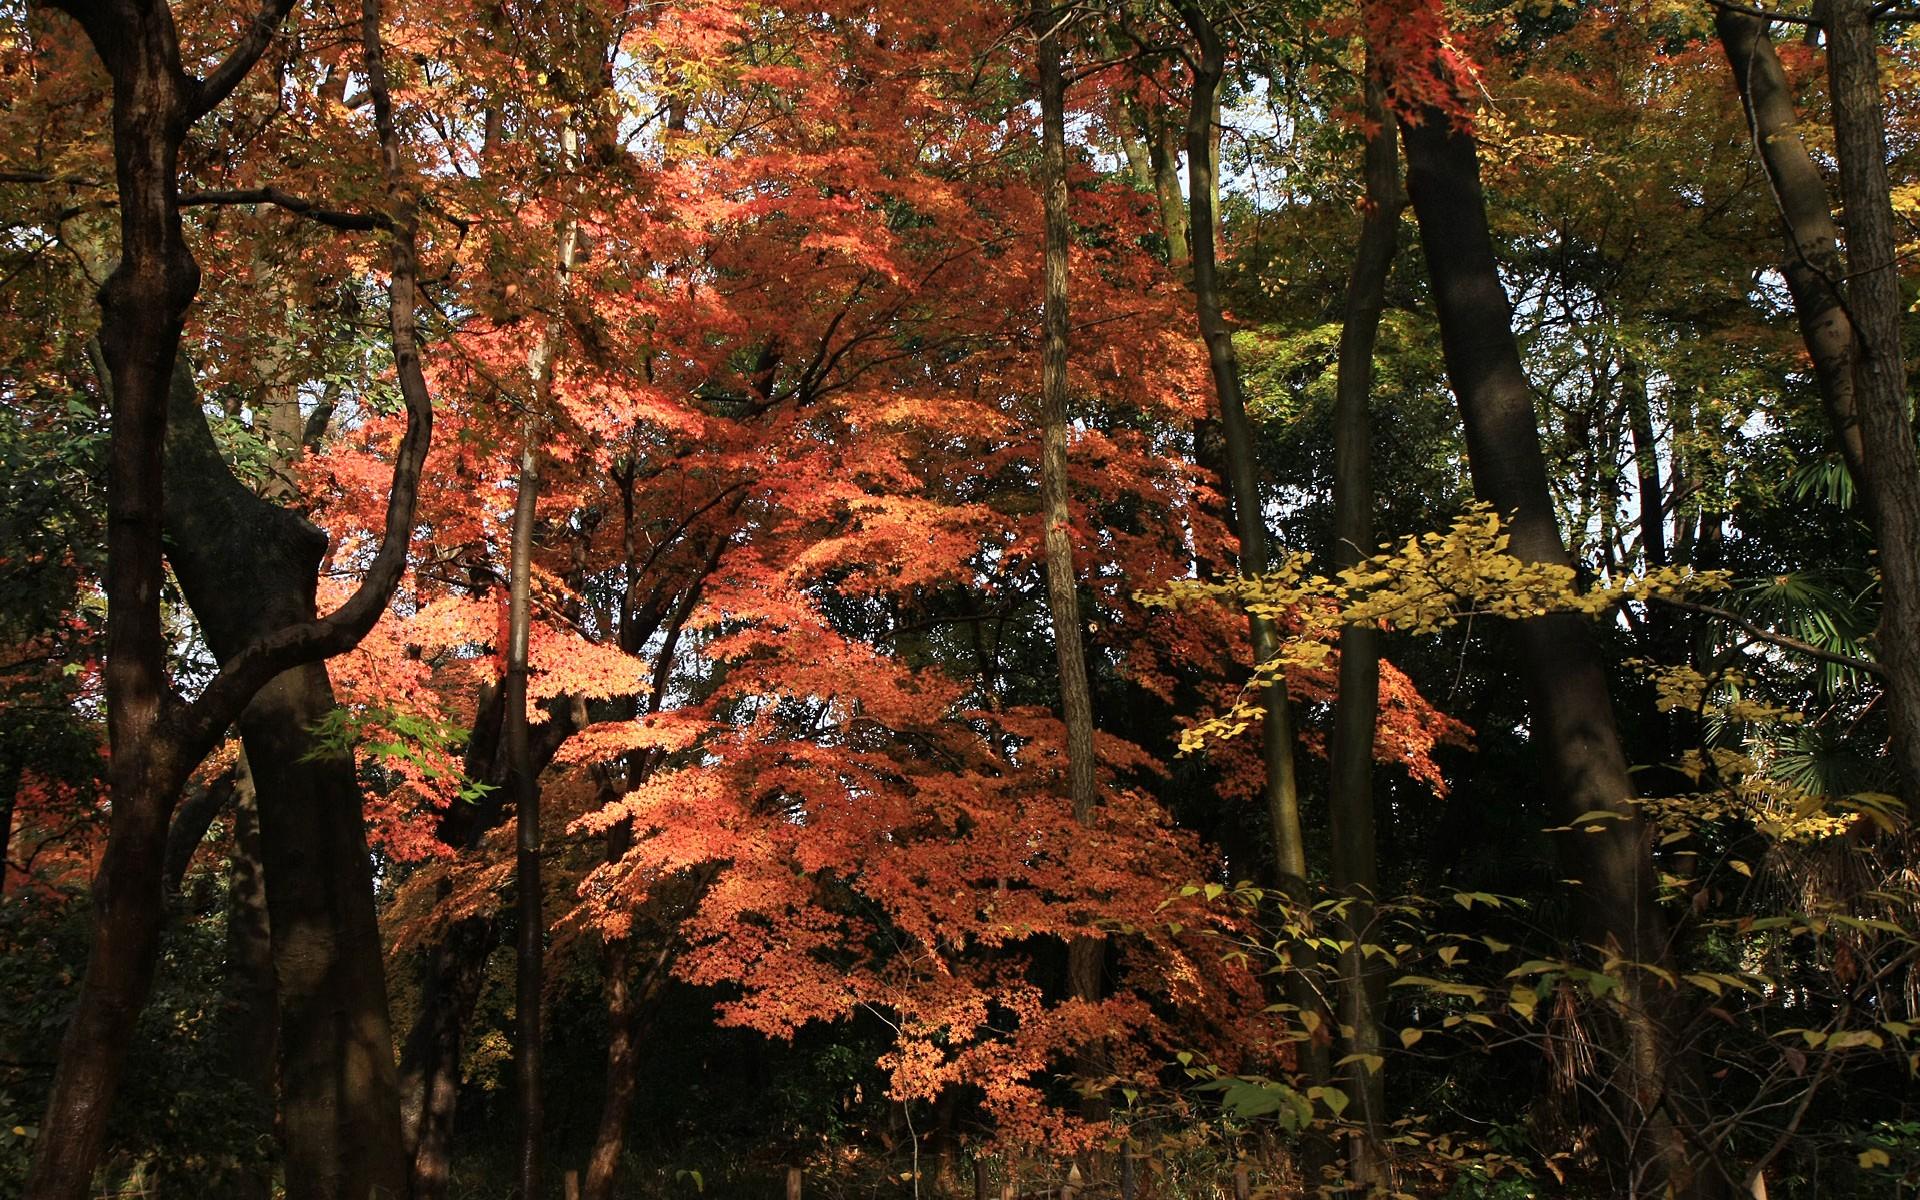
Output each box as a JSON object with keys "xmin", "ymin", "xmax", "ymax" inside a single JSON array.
[
  {"xmin": 1705, "ymin": 0, "xmax": 1823, "ymax": 26},
  {"xmin": 1647, "ymin": 594, "xmax": 1883, "ymax": 677},
  {"xmin": 179, "ymin": 186, "xmax": 390, "ymax": 230},
  {"xmin": 191, "ymin": 0, "xmax": 299, "ymax": 118}
]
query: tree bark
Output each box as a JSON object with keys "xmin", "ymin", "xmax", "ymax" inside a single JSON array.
[
  {"xmin": 1821, "ymin": 0, "xmax": 1920, "ymax": 800},
  {"xmin": 1397, "ymin": 97, "xmax": 1715, "ymax": 1198},
  {"xmin": 505, "ymin": 429, "xmax": 544, "ymax": 1200},
  {"xmin": 158, "ymin": 358, "xmax": 408, "ymax": 1200},
  {"xmin": 1326, "ymin": 67, "xmax": 1402, "ymax": 1189},
  {"xmin": 1033, "ymin": 3, "xmax": 1106, "ymax": 1102},
  {"xmin": 1717, "ymin": 3, "xmax": 1920, "ymax": 799},
  {"xmin": 1173, "ymin": 0, "xmax": 1329, "ymax": 1097}
]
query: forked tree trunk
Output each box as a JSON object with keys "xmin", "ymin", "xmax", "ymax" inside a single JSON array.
[
  {"xmin": 31, "ymin": 2, "xmax": 430, "ymax": 1194},
  {"xmin": 1717, "ymin": 4, "xmax": 1920, "ymax": 800},
  {"xmin": 1326, "ymin": 68, "xmax": 1402, "ymax": 1188},
  {"xmin": 160, "ymin": 362, "xmax": 408, "ymax": 1200},
  {"xmin": 25, "ymin": 10, "xmax": 204, "ymax": 1195}
]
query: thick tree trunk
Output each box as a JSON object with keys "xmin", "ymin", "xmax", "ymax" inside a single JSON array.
[
  {"xmin": 28, "ymin": 9, "xmax": 202, "ymax": 1195},
  {"xmin": 1397, "ymin": 102, "xmax": 1715, "ymax": 1198},
  {"xmin": 1173, "ymin": 0, "xmax": 1330, "ymax": 1098},
  {"xmin": 159, "ymin": 361, "xmax": 408, "ymax": 1200},
  {"xmin": 246, "ymin": 667, "xmax": 409, "ymax": 1200},
  {"xmin": 1718, "ymin": 4, "xmax": 1920, "ymax": 799},
  {"xmin": 223, "ymin": 760, "xmax": 278, "ymax": 1200},
  {"xmin": 1326, "ymin": 69, "xmax": 1401, "ymax": 1188},
  {"xmin": 1822, "ymin": 0, "xmax": 1920, "ymax": 800}
]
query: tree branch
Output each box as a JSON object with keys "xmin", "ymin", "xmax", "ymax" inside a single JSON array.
[
  {"xmin": 1707, "ymin": 0, "xmax": 1824, "ymax": 24},
  {"xmin": 179, "ymin": 186, "xmax": 390, "ymax": 231},
  {"xmin": 1647, "ymin": 594, "xmax": 1883, "ymax": 677},
  {"xmin": 172, "ymin": 0, "xmax": 433, "ymax": 761},
  {"xmin": 191, "ymin": 0, "xmax": 299, "ymax": 118}
]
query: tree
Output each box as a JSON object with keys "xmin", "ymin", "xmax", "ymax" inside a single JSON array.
[{"xmin": 25, "ymin": 1, "xmax": 432, "ymax": 1193}]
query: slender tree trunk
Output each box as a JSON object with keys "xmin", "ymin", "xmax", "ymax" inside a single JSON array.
[
  {"xmin": 1032, "ymin": 0, "xmax": 1099, "ymax": 835},
  {"xmin": 1032, "ymin": 0, "xmax": 1104, "ymax": 1021},
  {"xmin": 1327, "ymin": 68, "xmax": 1402, "ymax": 1188},
  {"xmin": 1173, "ymin": 1, "xmax": 1330, "ymax": 1098},
  {"xmin": 505, "ymin": 427, "xmax": 543, "ymax": 1200},
  {"xmin": 580, "ymin": 822, "xmax": 638, "ymax": 1200},
  {"xmin": 1396, "ymin": 98, "xmax": 1716, "ymax": 1198}
]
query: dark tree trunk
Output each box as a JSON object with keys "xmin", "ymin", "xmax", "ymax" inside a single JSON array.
[
  {"xmin": 1173, "ymin": 0, "xmax": 1330, "ymax": 1102},
  {"xmin": 28, "ymin": 9, "xmax": 204, "ymax": 1195},
  {"xmin": 160, "ymin": 362, "xmax": 408, "ymax": 1200},
  {"xmin": 222, "ymin": 761, "xmax": 278, "ymax": 1200},
  {"xmin": 399, "ymin": 916, "xmax": 498, "ymax": 1200},
  {"xmin": 1718, "ymin": 3, "xmax": 1920, "ymax": 799},
  {"xmin": 1326, "ymin": 67, "xmax": 1402, "ymax": 1188},
  {"xmin": 1397, "ymin": 101, "xmax": 1718, "ymax": 1198}
]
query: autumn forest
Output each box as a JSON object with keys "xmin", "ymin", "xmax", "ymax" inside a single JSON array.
[{"xmin": 2, "ymin": 0, "xmax": 1917, "ymax": 1196}]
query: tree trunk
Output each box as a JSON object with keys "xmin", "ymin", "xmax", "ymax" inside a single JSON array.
[
  {"xmin": 32, "ymin": 3, "xmax": 429, "ymax": 1193},
  {"xmin": 1718, "ymin": 3, "xmax": 1920, "ymax": 799},
  {"xmin": 28, "ymin": 9, "xmax": 204, "ymax": 1194},
  {"xmin": 222, "ymin": 759, "xmax": 278, "ymax": 1200},
  {"xmin": 397, "ymin": 914, "xmax": 497, "ymax": 1200},
  {"xmin": 159, "ymin": 359, "xmax": 408, "ymax": 1200},
  {"xmin": 1713, "ymin": 10, "xmax": 1867, "ymax": 487},
  {"xmin": 1173, "ymin": 0, "xmax": 1329, "ymax": 1097},
  {"xmin": 1397, "ymin": 99, "xmax": 1714, "ymax": 1198},
  {"xmin": 1821, "ymin": 0, "xmax": 1920, "ymax": 800},
  {"xmin": 1326, "ymin": 67, "xmax": 1402, "ymax": 1189},
  {"xmin": 1033, "ymin": 0, "xmax": 1099, "ymax": 830},
  {"xmin": 505, "ymin": 428, "xmax": 544, "ymax": 1200},
  {"xmin": 246, "ymin": 666, "xmax": 410, "ymax": 1200},
  {"xmin": 1033, "ymin": 2, "xmax": 1106, "ymax": 1108}
]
